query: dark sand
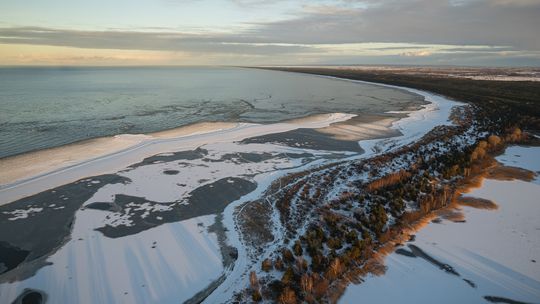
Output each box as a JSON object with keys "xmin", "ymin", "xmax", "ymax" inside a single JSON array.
[
  {"xmin": 94, "ymin": 177, "xmax": 257, "ymax": 238},
  {"xmin": 241, "ymin": 128, "xmax": 364, "ymax": 152}
]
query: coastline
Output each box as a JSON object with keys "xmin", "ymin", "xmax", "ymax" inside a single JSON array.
[
  {"xmin": 0, "ymin": 72, "xmax": 474, "ymax": 304},
  {"xmin": 0, "ymin": 121, "xmax": 238, "ymax": 185},
  {"xmin": 0, "ymin": 113, "xmax": 359, "ymax": 204},
  {"xmin": 0, "ymin": 73, "xmax": 454, "ymax": 206}
]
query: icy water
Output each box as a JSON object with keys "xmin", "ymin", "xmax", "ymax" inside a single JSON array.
[{"xmin": 0, "ymin": 66, "xmax": 422, "ymax": 158}]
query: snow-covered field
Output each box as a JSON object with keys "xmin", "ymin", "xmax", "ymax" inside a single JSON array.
[{"xmin": 340, "ymin": 146, "xmax": 540, "ymax": 304}]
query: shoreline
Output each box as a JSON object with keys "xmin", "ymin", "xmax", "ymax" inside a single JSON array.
[
  {"xmin": 0, "ymin": 98, "xmax": 422, "ymax": 190},
  {"xmin": 0, "ymin": 121, "xmax": 239, "ymax": 185},
  {"xmin": 0, "ymin": 71, "xmax": 460, "ymax": 223},
  {"xmin": 0, "ymin": 113, "xmax": 362, "ymax": 204}
]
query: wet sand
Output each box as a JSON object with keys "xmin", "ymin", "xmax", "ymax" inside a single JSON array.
[
  {"xmin": 241, "ymin": 128, "xmax": 365, "ymax": 152},
  {"xmin": 0, "ymin": 122, "xmax": 237, "ymax": 186}
]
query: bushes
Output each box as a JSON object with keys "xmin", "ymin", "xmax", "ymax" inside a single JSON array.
[
  {"xmin": 345, "ymin": 230, "xmax": 358, "ymax": 244},
  {"xmin": 389, "ymin": 198, "xmax": 404, "ymax": 216},
  {"xmin": 278, "ymin": 287, "xmax": 297, "ymax": 304},
  {"xmin": 250, "ymin": 271, "xmax": 262, "ymax": 302},
  {"xmin": 300, "ymin": 273, "xmax": 313, "ymax": 294},
  {"xmin": 310, "ymin": 252, "xmax": 328, "ymax": 273},
  {"xmin": 281, "ymin": 267, "xmax": 296, "ymax": 285},
  {"xmin": 370, "ymin": 204, "xmax": 388, "ymax": 236},
  {"xmin": 325, "ymin": 258, "xmax": 343, "ymax": 280},
  {"xmin": 312, "ymin": 276, "xmax": 330, "ymax": 299},
  {"xmin": 252, "ymin": 290, "xmax": 262, "ymax": 302},
  {"xmin": 293, "ymin": 240, "xmax": 303, "ymax": 256},
  {"xmin": 487, "ymin": 135, "xmax": 502, "ymax": 147},
  {"xmin": 326, "ymin": 237, "xmax": 343, "ymax": 250},
  {"xmin": 275, "ymin": 257, "xmax": 284, "ymax": 271},
  {"xmin": 366, "ymin": 170, "xmax": 411, "ymax": 191},
  {"xmin": 262, "ymin": 258, "xmax": 273, "ymax": 272},
  {"xmin": 282, "ymin": 248, "xmax": 295, "ymax": 263}
]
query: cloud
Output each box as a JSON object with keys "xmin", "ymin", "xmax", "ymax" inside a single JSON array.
[
  {"xmin": 0, "ymin": 26, "xmax": 318, "ymax": 55},
  {"xmin": 248, "ymin": 0, "xmax": 540, "ymax": 50},
  {"xmin": 401, "ymin": 50, "xmax": 432, "ymax": 57},
  {"xmin": 0, "ymin": 0, "xmax": 539, "ymax": 65},
  {"xmin": 491, "ymin": 0, "xmax": 540, "ymax": 6}
]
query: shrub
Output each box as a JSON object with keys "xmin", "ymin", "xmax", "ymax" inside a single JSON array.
[
  {"xmin": 488, "ymin": 135, "xmax": 502, "ymax": 147},
  {"xmin": 281, "ymin": 267, "xmax": 295, "ymax": 285},
  {"xmin": 293, "ymin": 240, "xmax": 303, "ymax": 256},
  {"xmin": 279, "ymin": 287, "xmax": 297, "ymax": 304},
  {"xmin": 252, "ymin": 290, "xmax": 262, "ymax": 302},
  {"xmin": 327, "ymin": 237, "xmax": 342, "ymax": 250},
  {"xmin": 282, "ymin": 248, "xmax": 295, "ymax": 263},
  {"xmin": 250, "ymin": 271, "xmax": 259, "ymax": 290},
  {"xmin": 345, "ymin": 230, "xmax": 358, "ymax": 244},
  {"xmin": 275, "ymin": 257, "xmax": 284, "ymax": 271},
  {"xmin": 262, "ymin": 258, "xmax": 273, "ymax": 272},
  {"xmin": 300, "ymin": 273, "xmax": 313, "ymax": 294}
]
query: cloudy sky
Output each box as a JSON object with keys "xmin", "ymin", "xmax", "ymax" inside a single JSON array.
[{"xmin": 0, "ymin": 0, "xmax": 539, "ymax": 66}]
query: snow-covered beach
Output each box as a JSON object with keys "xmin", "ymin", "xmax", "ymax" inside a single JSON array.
[
  {"xmin": 4, "ymin": 73, "xmax": 535, "ymax": 304},
  {"xmin": 0, "ymin": 74, "xmax": 463, "ymax": 303}
]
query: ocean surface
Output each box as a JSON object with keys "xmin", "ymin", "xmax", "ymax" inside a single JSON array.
[{"xmin": 0, "ymin": 66, "xmax": 422, "ymax": 158}]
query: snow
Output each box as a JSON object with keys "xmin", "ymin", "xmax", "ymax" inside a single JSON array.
[
  {"xmin": 496, "ymin": 145, "xmax": 540, "ymax": 178},
  {"xmin": 0, "ymin": 213, "xmax": 223, "ymax": 304},
  {"xmin": 2, "ymin": 207, "xmax": 44, "ymax": 221},
  {"xmin": 340, "ymin": 146, "xmax": 540, "ymax": 303}
]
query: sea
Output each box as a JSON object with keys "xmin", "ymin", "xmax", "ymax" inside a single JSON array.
[{"xmin": 0, "ymin": 66, "xmax": 422, "ymax": 158}]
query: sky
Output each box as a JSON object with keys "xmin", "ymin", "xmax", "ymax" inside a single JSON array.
[{"xmin": 0, "ymin": 0, "xmax": 539, "ymax": 66}]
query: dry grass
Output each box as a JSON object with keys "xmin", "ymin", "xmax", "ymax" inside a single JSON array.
[
  {"xmin": 486, "ymin": 165, "xmax": 535, "ymax": 181},
  {"xmin": 457, "ymin": 196, "xmax": 498, "ymax": 210}
]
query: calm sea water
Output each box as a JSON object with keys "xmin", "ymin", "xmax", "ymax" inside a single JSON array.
[{"xmin": 0, "ymin": 67, "xmax": 422, "ymax": 158}]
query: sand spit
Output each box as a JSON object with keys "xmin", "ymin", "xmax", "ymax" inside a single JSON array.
[{"xmin": 0, "ymin": 113, "xmax": 358, "ymax": 204}]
